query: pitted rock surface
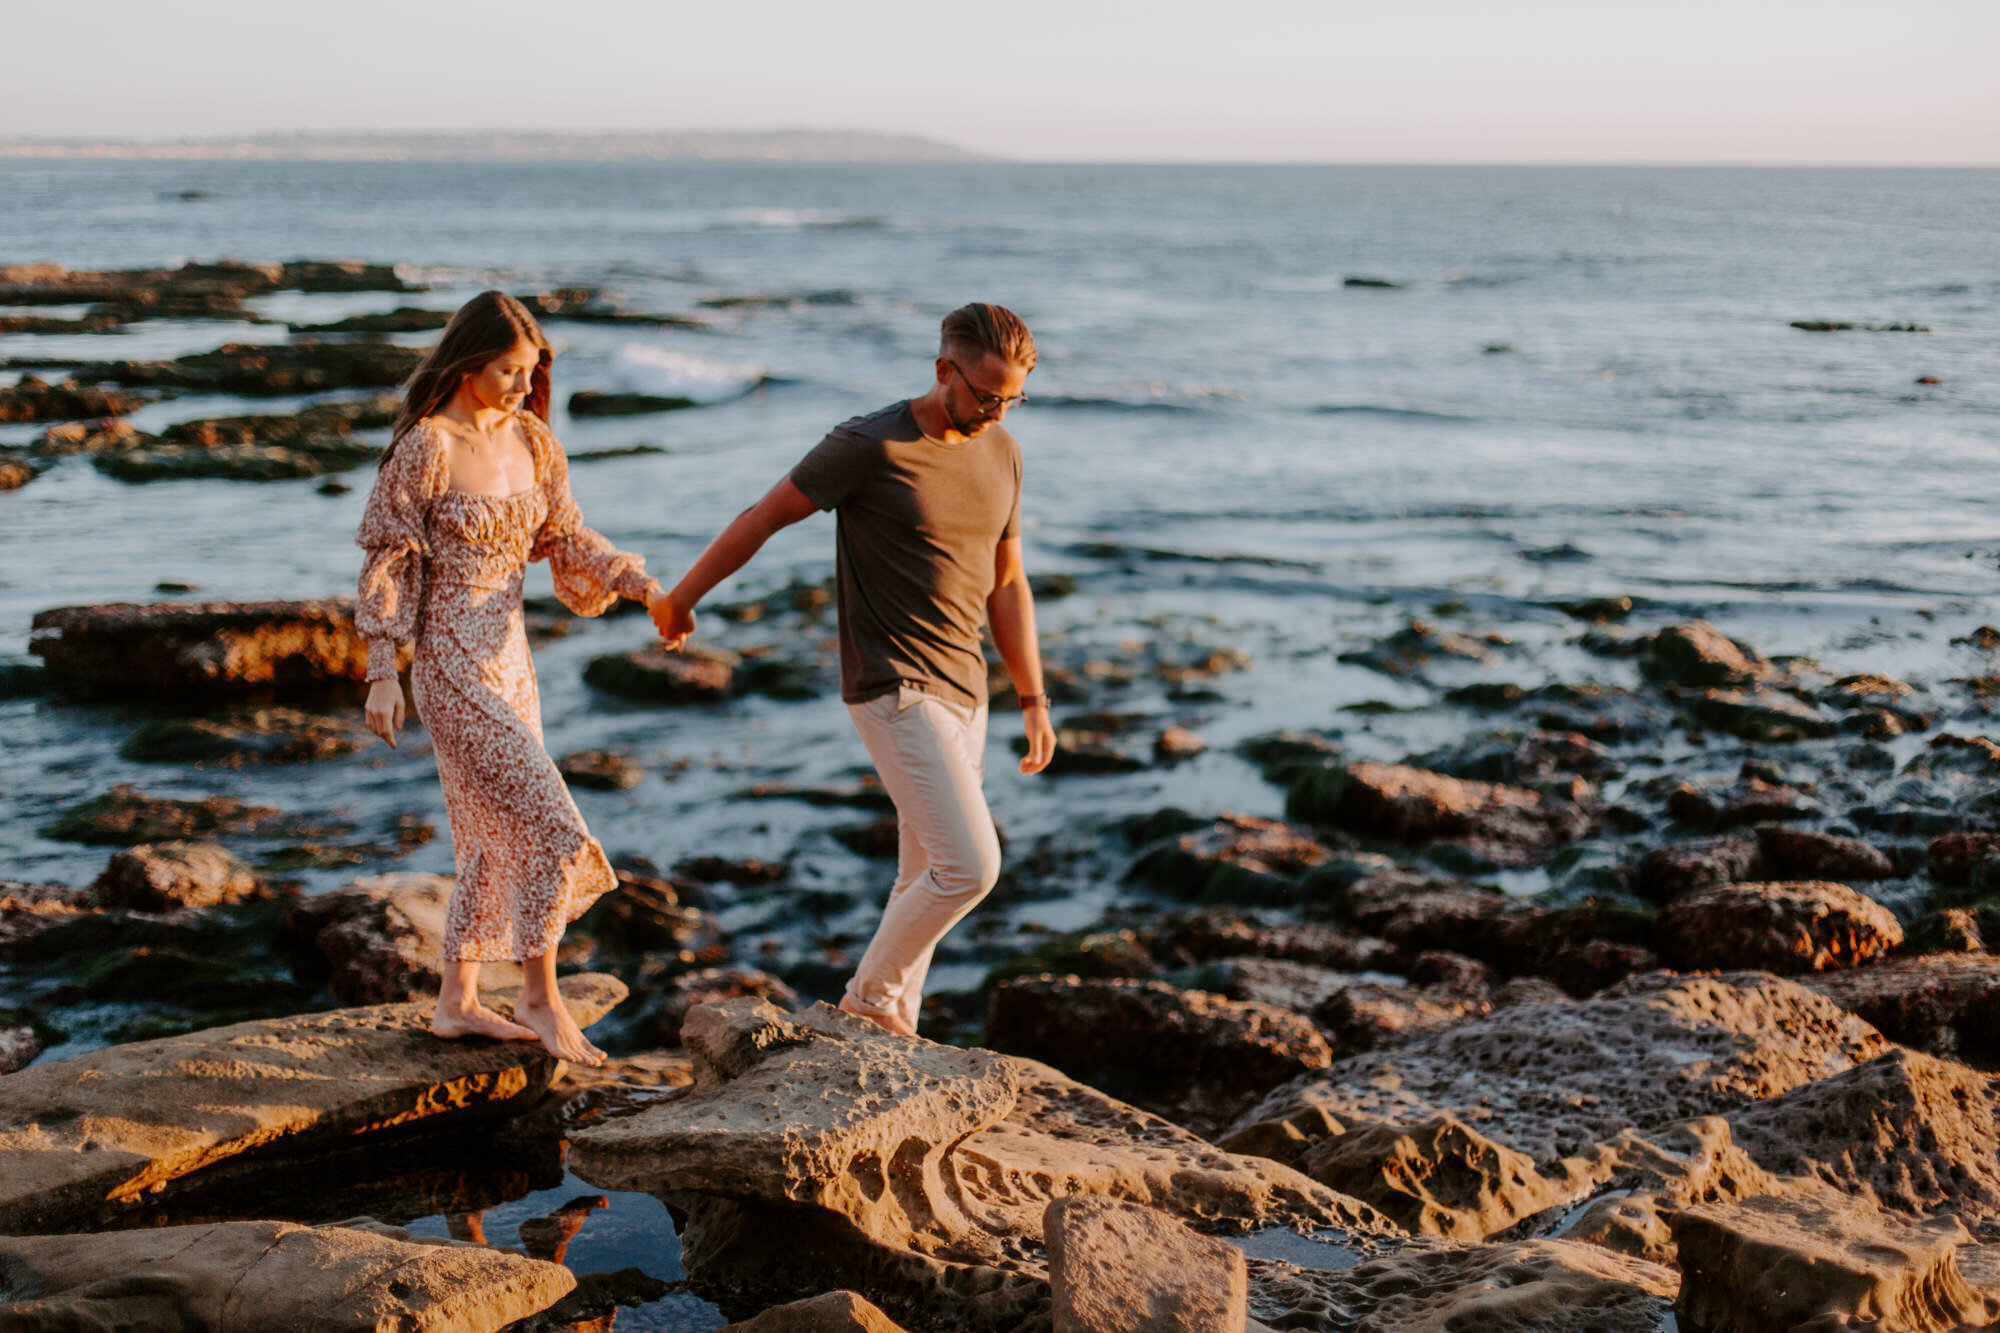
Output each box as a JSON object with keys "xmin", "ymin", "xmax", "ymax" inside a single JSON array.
[
  {"xmin": 1309, "ymin": 762, "xmax": 1590, "ymax": 866},
  {"xmin": 718, "ymin": 1290, "xmax": 914, "ymax": 1332},
  {"xmin": 1044, "ymin": 1197, "xmax": 1248, "ymax": 1333},
  {"xmin": 0, "ymin": 973, "xmax": 625, "ymax": 1233},
  {"xmin": 1656, "ymin": 880, "xmax": 1903, "ymax": 972},
  {"xmin": 1228, "ymin": 971, "xmax": 1888, "ymax": 1167},
  {"xmin": 0, "ymin": 1219, "xmax": 573, "ymax": 1331},
  {"xmin": 1633, "ymin": 835, "xmax": 1762, "ymax": 901},
  {"xmin": 1245, "ymin": 1238, "xmax": 1677, "ymax": 1332}
]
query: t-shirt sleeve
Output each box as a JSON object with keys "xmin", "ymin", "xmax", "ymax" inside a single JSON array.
[
  {"xmin": 1001, "ymin": 435, "xmax": 1022, "ymax": 539},
  {"xmin": 789, "ymin": 424, "xmax": 880, "ymax": 511}
]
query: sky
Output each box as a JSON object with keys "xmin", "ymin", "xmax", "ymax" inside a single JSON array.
[{"xmin": 4, "ymin": 0, "xmax": 1997, "ymax": 164}]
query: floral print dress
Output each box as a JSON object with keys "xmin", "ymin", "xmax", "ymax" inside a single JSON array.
[{"xmin": 355, "ymin": 414, "xmax": 654, "ymax": 962}]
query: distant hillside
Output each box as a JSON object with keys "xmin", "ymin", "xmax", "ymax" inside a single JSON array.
[{"xmin": 0, "ymin": 130, "xmax": 987, "ymax": 162}]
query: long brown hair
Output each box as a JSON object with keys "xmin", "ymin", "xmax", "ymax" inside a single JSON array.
[{"xmin": 388, "ymin": 290, "xmax": 553, "ymax": 453}]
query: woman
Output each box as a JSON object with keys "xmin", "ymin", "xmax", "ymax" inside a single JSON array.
[{"xmin": 355, "ymin": 290, "xmax": 660, "ymax": 1066}]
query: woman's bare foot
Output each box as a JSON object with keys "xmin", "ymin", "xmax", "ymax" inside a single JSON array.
[
  {"xmin": 431, "ymin": 1001, "xmax": 538, "ymax": 1042},
  {"xmin": 515, "ymin": 993, "xmax": 606, "ymax": 1066},
  {"xmin": 839, "ymin": 995, "xmax": 918, "ymax": 1037}
]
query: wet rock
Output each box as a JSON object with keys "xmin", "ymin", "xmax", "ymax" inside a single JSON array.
[
  {"xmin": 1666, "ymin": 776, "xmax": 1818, "ymax": 827},
  {"xmin": 1656, "ymin": 881, "xmax": 1903, "ymax": 973},
  {"xmin": 833, "ymin": 815, "xmax": 901, "ymax": 859},
  {"xmin": 987, "ymin": 975, "xmax": 1333, "ymax": 1133},
  {"xmin": 1641, "ymin": 620, "xmax": 1770, "ymax": 689},
  {"xmin": 86, "ymin": 340, "xmax": 423, "ymax": 395},
  {"xmin": 0, "ymin": 973, "xmax": 626, "ymax": 1233},
  {"xmin": 567, "ymin": 389, "xmax": 698, "ymax": 415},
  {"xmin": 1129, "ymin": 814, "xmax": 1343, "ymax": 904},
  {"xmin": 121, "ymin": 705, "xmax": 366, "ymax": 765},
  {"xmin": 1688, "ymin": 685, "xmax": 1838, "ymax": 742},
  {"xmin": 584, "ymin": 643, "xmax": 739, "ymax": 703},
  {"xmin": 90, "ymin": 840, "xmax": 260, "ymax": 910},
  {"xmin": 1553, "ymin": 595, "xmax": 1635, "ymax": 622},
  {"xmin": 29, "ymin": 598, "xmax": 385, "ymax": 699},
  {"xmin": 1245, "ymin": 1239, "xmax": 1676, "ymax": 1332},
  {"xmin": 1290, "ymin": 761, "xmax": 1590, "ymax": 867},
  {"xmin": 92, "ymin": 396, "xmax": 398, "ymax": 482},
  {"xmin": 1670, "ymin": 1190, "xmax": 1987, "ymax": 1333},
  {"xmin": 1754, "ymin": 824, "xmax": 1894, "ymax": 881},
  {"xmin": 280, "ymin": 259, "xmax": 413, "ymax": 292},
  {"xmin": 1023, "ymin": 728, "xmax": 1147, "ymax": 775},
  {"xmin": 289, "ymin": 872, "xmax": 516, "ymax": 1005},
  {"xmin": 0, "ymin": 1219, "xmax": 573, "ymax": 1331},
  {"xmin": 1152, "ymin": 725, "xmax": 1207, "ymax": 763},
  {"xmin": 288, "ymin": 305, "xmax": 452, "ymax": 333},
  {"xmin": 1929, "ymin": 830, "xmax": 2000, "ymax": 885},
  {"xmin": 1334, "ymin": 870, "xmax": 1506, "ymax": 956},
  {"xmin": 649, "ymin": 966, "xmax": 802, "ymax": 1046},
  {"xmin": 719, "ymin": 1290, "xmax": 913, "ymax": 1332},
  {"xmin": 32, "ymin": 415, "xmax": 145, "ymax": 456},
  {"xmin": 572, "ymin": 869, "xmax": 711, "ymax": 955},
  {"xmin": 0, "ymin": 456, "xmax": 35, "ymax": 490},
  {"xmin": 1044, "ymin": 1197, "xmax": 1247, "ymax": 1333},
  {"xmin": 1198, "ymin": 956, "xmax": 1363, "ymax": 1016},
  {"xmin": 1313, "ymin": 982, "xmax": 1485, "ymax": 1053},
  {"xmin": 1474, "ymin": 904, "xmax": 1661, "ymax": 996},
  {"xmin": 1901, "ymin": 907, "xmax": 1985, "ymax": 954},
  {"xmin": 1151, "ymin": 911, "xmax": 1401, "ymax": 974},
  {"xmin": 0, "ymin": 374, "xmax": 145, "ymax": 423},
  {"xmin": 981, "ymin": 930, "xmax": 1161, "ymax": 992},
  {"xmin": 1724, "ymin": 1046, "xmax": 2000, "ymax": 1230},
  {"xmin": 1228, "ymin": 972, "xmax": 1889, "ymax": 1170},
  {"xmin": 0, "ymin": 881, "xmax": 95, "ymax": 953},
  {"xmin": 41, "ymin": 783, "xmax": 287, "ymax": 845},
  {"xmin": 1337, "ymin": 619, "xmax": 1496, "ymax": 676},
  {"xmin": 558, "ymin": 748, "xmax": 645, "ymax": 790},
  {"xmin": 736, "ymin": 778, "xmax": 895, "ymax": 811},
  {"xmin": 1237, "ymin": 730, "xmax": 1341, "ymax": 785},
  {"xmin": 571, "ymin": 1000, "xmax": 1388, "ymax": 1330},
  {"xmin": 1802, "ymin": 953, "xmax": 2000, "ymax": 1059}
]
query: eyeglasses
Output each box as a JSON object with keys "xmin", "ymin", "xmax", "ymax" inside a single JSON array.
[{"xmin": 946, "ymin": 359, "xmax": 1028, "ymax": 412}]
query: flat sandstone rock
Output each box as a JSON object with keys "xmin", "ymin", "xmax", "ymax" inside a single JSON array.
[
  {"xmin": 0, "ymin": 1218, "xmax": 573, "ymax": 1331},
  {"xmin": 0, "ymin": 972, "xmax": 624, "ymax": 1232}
]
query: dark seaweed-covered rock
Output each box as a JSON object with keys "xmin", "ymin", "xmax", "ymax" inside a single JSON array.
[
  {"xmin": 584, "ymin": 644, "xmax": 739, "ymax": 703},
  {"xmin": 1929, "ymin": 830, "xmax": 2000, "ymax": 885},
  {"xmin": 90, "ymin": 841, "xmax": 260, "ymax": 911},
  {"xmin": 1753, "ymin": 825, "xmax": 1895, "ymax": 882},
  {"xmin": 120, "ymin": 706, "xmax": 365, "ymax": 765},
  {"xmin": 1237, "ymin": 730, "xmax": 1341, "ymax": 785},
  {"xmin": 88, "ymin": 341, "xmax": 422, "ymax": 395},
  {"xmin": 30, "ymin": 599, "xmax": 384, "ymax": 699},
  {"xmin": 987, "ymin": 974, "xmax": 1332, "ymax": 1134},
  {"xmin": 41, "ymin": 784, "xmax": 287, "ymax": 846},
  {"xmin": 558, "ymin": 749, "xmax": 645, "ymax": 790},
  {"xmin": 0, "ymin": 375, "xmax": 145, "ymax": 424},
  {"xmin": 1289, "ymin": 762, "xmax": 1590, "ymax": 867},
  {"xmin": 1128, "ymin": 814, "xmax": 1344, "ymax": 904},
  {"xmin": 287, "ymin": 306, "xmax": 451, "ymax": 333},
  {"xmin": 1334, "ymin": 871, "xmax": 1507, "ymax": 957},
  {"xmin": 1656, "ymin": 881, "xmax": 1903, "ymax": 973},
  {"xmin": 1687, "ymin": 685, "xmax": 1837, "ymax": 742},
  {"xmin": 568, "ymin": 390, "xmax": 699, "ymax": 416},
  {"xmin": 1337, "ymin": 619, "xmax": 1497, "ymax": 677},
  {"xmin": 1665, "ymin": 775, "xmax": 1818, "ymax": 827},
  {"xmin": 1634, "ymin": 835, "xmax": 1763, "ymax": 901}
]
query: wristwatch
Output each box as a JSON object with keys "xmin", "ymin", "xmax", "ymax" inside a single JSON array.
[{"xmin": 1017, "ymin": 691, "xmax": 1051, "ymax": 711}]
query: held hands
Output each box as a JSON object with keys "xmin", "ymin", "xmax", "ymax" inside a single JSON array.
[
  {"xmin": 1018, "ymin": 701, "xmax": 1057, "ymax": 775},
  {"xmin": 647, "ymin": 587, "xmax": 695, "ymax": 652},
  {"xmin": 364, "ymin": 678, "xmax": 407, "ymax": 748}
]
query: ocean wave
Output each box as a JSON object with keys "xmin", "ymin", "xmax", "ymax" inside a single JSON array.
[
  {"xmin": 714, "ymin": 208, "xmax": 887, "ymax": 231},
  {"xmin": 611, "ymin": 342, "xmax": 769, "ymax": 404},
  {"xmin": 1031, "ymin": 394, "xmax": 1206, "ymax": 415},
  {"xmin": 1309, "ymin": 404, "xmax": 1479, "ymax": 423}
]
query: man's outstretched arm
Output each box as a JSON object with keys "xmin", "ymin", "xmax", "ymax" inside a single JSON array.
[
  {"xmin": 649, "ymin": 477, "xmax": 819, "ymax": 647},
  {"xmin": 987, "ymin": 535, "xmax": 1056, "ymax": 775}
]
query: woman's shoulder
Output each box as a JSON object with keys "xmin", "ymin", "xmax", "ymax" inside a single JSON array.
[{"xmin": 514, "ymin": 410, "xmax": 566, "ymax": 465}]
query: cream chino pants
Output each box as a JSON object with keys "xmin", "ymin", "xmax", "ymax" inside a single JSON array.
[{"xmin": 842, "ymin": 684, "xmax": 1003, "ymax": 1031}]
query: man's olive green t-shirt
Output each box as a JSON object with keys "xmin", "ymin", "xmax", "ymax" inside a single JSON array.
[{"xmin": 789, "ymin": 401, "xmax": 1022, "ymax": 707}]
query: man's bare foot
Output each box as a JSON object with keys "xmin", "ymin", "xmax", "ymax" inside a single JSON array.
[
  {"xmin": 839, "ymin": 995, "xmax": 918, "ymax": 1037},
  {"xmin": 515, "ymin": 993, "xmax": 606, "ymax": 1066},
  {"xmin": 431, "ymin": 1002, "xmax": 538, "ymax": 1042}
]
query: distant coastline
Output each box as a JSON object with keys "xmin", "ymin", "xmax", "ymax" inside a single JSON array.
[{"xmin": 0, "ymin": 129, "xmax": 988, "ymax": 163}]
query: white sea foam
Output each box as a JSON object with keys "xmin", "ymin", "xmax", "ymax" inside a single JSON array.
[{"xmin": 612, "ymin": 341, "xmax": 767, "ymax": 404}]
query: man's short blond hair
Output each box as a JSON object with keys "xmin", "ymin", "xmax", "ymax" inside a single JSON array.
[{"xmin": 940, "ymin": 303, "xmax": 1036, "ymax": 368}]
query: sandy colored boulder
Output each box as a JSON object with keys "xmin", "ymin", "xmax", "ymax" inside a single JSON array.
[
  {"xmin": 1642, "ymin": 620, "xmax": 1770, "ymax": 688},
  {"xmin": 1045, "ymin": 1197, "xmax": 1247, "ymax": 1333},
  {"xmin": 0, "ymin": 972, "xmax": 624, "ymax": 1233},
  {"xmin": 1229, "ymin": 971, "xmax": 1888, "ymax": 1169},
  {"xmin": 1671, "ymin": 1189, "xmax": 1994, "ymax": 1333},
  {"xmin": 1299, "ymin": 1114, "xmax": 1574, "ymax": 1240},
  {"xmin": 290, "ymin": 873, "xmax": 521, "ymax": 1004},
  {"xmin": 719, "ymin": 1291, "xmax": 914, "ymax": 1332},
  {"xmin": 90, "ymin": 840, "xmax": 260, "ymax": 910},
  {"xmin": 0, "ymin": 1219, "xmax": 573, "ymax": 1331},
  {"xmin": 1656, "ymin": 881, "xmax": 1902, "ymax": 972},
  {"xmin": 572, "ymin": 999, "xmax": 1389, "ymax": 1331},
  {"xmin": 1246, "ymin": 1238, "xmax": 1677, "ymax": 1332}
]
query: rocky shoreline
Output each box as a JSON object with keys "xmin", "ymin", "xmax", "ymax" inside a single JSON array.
[{"xmin": 6, "ymin": 256, "xmax": 2000, "ymax": 1329}]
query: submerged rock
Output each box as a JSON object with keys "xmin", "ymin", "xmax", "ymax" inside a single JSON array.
[
  {"xmin": 30, "ymin": 598, "xmax": 387, "ymax": 699},
  {"xmin": 1656, "ymin": 881, "xmax": 1903, "ymax": 973},
  {"xmin": 0, "ymin": 973, "xmax": 625, "ymax": 1232},
  {"xmin": 585, "ymin": 643, "xmax": 740, "ymax": 703},
  {"xmin": 0, "ymin": 1219, "xmax": 573, "ymax": 1332},
  {"xmin": 120, "ymin": 705, "xmax": 366, "ymax": 765}
]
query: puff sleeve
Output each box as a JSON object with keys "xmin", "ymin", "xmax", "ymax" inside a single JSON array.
[
  {"xmin": 525, "ymin": 416, "xmax": 657, "ymax": 616},
  {"xmin": 354, "ymin": 420, "xmax": 446, "ymax": 680}
]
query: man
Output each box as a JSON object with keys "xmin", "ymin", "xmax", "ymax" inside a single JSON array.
[{"xmin": 647, "ymin": 303, "xmax": 1056, "ymax": 1036}]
